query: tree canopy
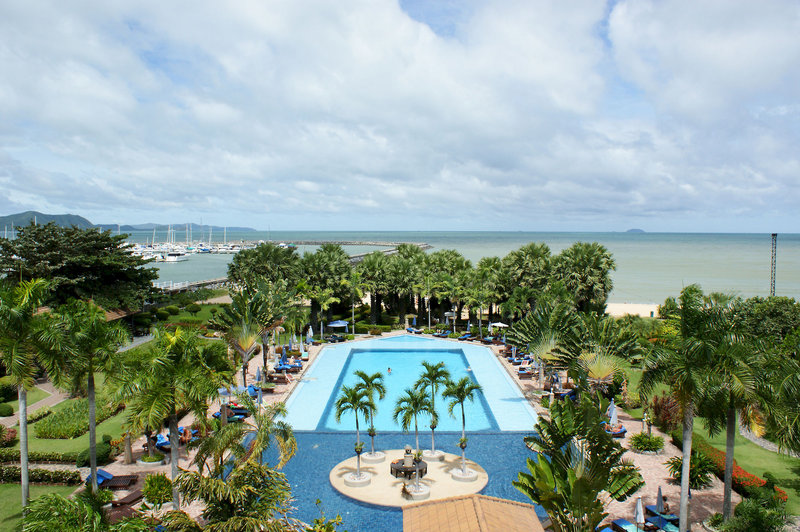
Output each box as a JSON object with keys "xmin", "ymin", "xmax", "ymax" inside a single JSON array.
[{"xmin": 0, "ymin": 222, "xmax": 158, "ymax": 310}]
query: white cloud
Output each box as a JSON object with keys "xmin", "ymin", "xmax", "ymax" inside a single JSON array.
[{"xmin": 0, "ymin": 0, "xmax": 797, "ymax": 231}]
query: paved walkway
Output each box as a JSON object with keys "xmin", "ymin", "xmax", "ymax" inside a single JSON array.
[{"xmin": 0, "ymin": 382, "xmax": 68, "ymax": 428}]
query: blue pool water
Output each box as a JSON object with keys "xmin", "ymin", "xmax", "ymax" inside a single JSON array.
[
  {"xmin": 264, "ymin": 431, "xmax": 545, "ymax": 530},
  {"xmin": 284, "ymin": 335, "xmax": 537, "ymax": 432}
]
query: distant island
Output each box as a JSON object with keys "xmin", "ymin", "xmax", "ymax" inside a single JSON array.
[
  {"xmin": 626, "ymin": 228, "xmax": 645, "ymax": 233},
  {"xmin": 0, "ymin": 211, "xmax": 255, "ymax": 233}
]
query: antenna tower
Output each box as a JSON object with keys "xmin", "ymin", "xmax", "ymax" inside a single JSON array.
[{"xmin": 770, "ymin": 233, "xmax": 777, "ymax": 296}]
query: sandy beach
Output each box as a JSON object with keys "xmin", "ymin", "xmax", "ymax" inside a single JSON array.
[{"xmin": 606, "ymin": 303, "xmax": 659, "ymax": 318}]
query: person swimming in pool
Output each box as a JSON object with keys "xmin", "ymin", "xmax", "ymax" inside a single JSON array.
[{"xmin": 387, "ymin": 367, "xmax": 392, "ymax": 375}]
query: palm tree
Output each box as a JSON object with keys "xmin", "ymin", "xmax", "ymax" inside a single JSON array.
[
  {"xmin": 21, "ymin": 492, "xmax": 150, "ymax": 531},
  {"xmin": 353, "ymin": 370, "xmax": 385, "ymax": 456},
  {"xmin": 358, "ymin": 251, "xmax": 388, "ymax": 325},
  {"xmin": 334, "ymin": 384, "xmax": 372, "ymax": 479},
  {"xmin": 415, "ymin": 362, "xmax": 450, "ymax": 457},
  {"xmin": 443, "ymin": 377, "xmax": 483, "ymax": 474},
  {"xmin": 235, "ymin": 394, "xmax": 297, "ymax": 469},
  {"xmin": 641, "ymin": 285, "xmax": 717, "ymax": 532},
  {"xmin": 308, "ymin": 285, "xmax": 339, "ymax": 339},
  {"xmin": 393, "ymin": 388, "xmax": 432, "ymax": 455},
  {"xmin": 54, "ymin": 300, "xmax": 129, "ymax": 494},
  {"xmin": 115, "ymin": 327, "xmax": 233, "ymax": 509},
  {"xmin": 514, "ymin": 393, "xmax": 643, "ymax": 531},
  {"xmin": 553, "ymin": 242, "xmax": 616, "ymax": 314},
  {"xmin": 0, "ymin": 279, "xmax": 59, "ymax": 508},
  {"xmin": 342, "ymin": 269, "xmax": 366, "ymax": 333}
]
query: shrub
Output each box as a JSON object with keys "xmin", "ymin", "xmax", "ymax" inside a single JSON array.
[
  {"xmin": 155, "ymin": 309, "xmax": 170, "ymax": 321},
  {"xmin": 368, "ymin": 328, "xmax": 383, "ymax": 336},
  {"xmin": 721, "ymin": 487, "xmax": 790, "ymax": 532},
  {"xmin": 165, "ymin": 305, "xmax": 180, "ymax": 315},
  {"xmin": 630, "ymin": 433, "xmax": 664, "ymax": 453},
  {"xmin": 34, "ymin": 399, "xmax": 118, "ymax": 439},
  {"xmin": 0, "ymin": 465, "xmax": 81, "ymax": 484},
  {"xmin": 707, "ymin": 513, "xmax": 723, "ymax": 528},
  {"xmin": 0, "ymin": 448, "xmax": 79, "ymax": 463},
  {"xmin": 540, "ymin": 396, "xmax": 550, "ymax": 408},
  {"xmin": 0, "ymin": 426, "xmax": 17, "ymax": 448},
  {"xmin": 185, "ymin": 303, "xmax": 202, "ymax": 316},
  {"xmin": 96, "ymin": 489, "xmax": 114, "ymax": 504},
  {"xmin": 76, "ymin": 440, "xmax": 112, "ymax": 467},
  {"xmin": 27, "ymin": 407, "xmax": 52, "ymax": 424},
  {"xmin": 666, "ymin": 452, "xmax": 717, "ymax": 489},
  {"xmin": 143, "ymin": 473, "xmax": 173, "ymax": 508},
  {"xmin": 0, "ymin": 403, "xmax": 13, "ymax": 417},
  {"xmin": 649, "ymin": 393, "xmax": 680, "ymax": 432},
  {"xmin": 0, "ymin": 377, "xmax": 17, "ymax": 402}
]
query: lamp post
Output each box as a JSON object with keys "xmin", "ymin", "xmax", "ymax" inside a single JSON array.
[{"xmin": 219, "ymin": 391, "xmax": 229, "ymax": 427}]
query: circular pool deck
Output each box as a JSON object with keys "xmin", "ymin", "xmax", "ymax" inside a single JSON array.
[{"xmin": 329, "ymin": 448, "xmax": 489, "ymax": 507}]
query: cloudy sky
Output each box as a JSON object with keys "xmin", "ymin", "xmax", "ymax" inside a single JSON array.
[{"xmin": 1, "ymin": 0, "xmax": 798, "ymax": 232}]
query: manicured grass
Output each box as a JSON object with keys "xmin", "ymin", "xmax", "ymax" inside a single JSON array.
[
  {"xmin": 0, "ymin": 483, "xmax": 77, "ymax": 529},
  {"xmin": 0, "ymin": 386, "xmax": 50, "ymax": 415},
  {"xmin": 166, "ymin": 303, "xmax": 225, "ymax": 324},
  {"xmin": 693, "ymin": 424, "xmax": 800, "ymax": 515}
]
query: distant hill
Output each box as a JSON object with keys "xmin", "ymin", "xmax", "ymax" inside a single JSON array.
[
  {"xmin": 626, "ymin": 228, "xmax": 645, "ymax": 233},
  {"xmin": 1, "ymin": 212, "xmax": 256, "ymax": 234},
  {"xmin": 0, "ymin": 211, "xmax": 94, "ymax": 229}
]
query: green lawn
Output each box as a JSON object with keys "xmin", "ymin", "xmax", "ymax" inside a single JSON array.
[
  {"xmin": 693, "ymin": 424, "xmax": 800, "ymax": 515},
  {"xmin": 0, "ymin": 484, "xmax": 77, "ymax": 529},
  {"xmin": 0, "ymin": 386, "xmax": 50, "ymax": 415},
  {"xmin": 166, "ymin": 303, "xmax": 225, "ymax": 324}
]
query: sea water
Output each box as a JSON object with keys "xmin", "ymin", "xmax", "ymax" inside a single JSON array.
[{"xmin": 132, "ymin": 231, "xmax": 800, "ymax": 304}]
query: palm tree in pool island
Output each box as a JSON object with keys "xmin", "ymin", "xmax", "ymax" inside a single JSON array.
[
  {"xmin": 415, "ymin": 361, "xmax": 451, "ymax": 459},
  {"xmin": 443, "ymin": 376, "xmax": 483, "ymax": 475},
  {"xmin": 393, "ymin": 387, "xmax": 432, "ymax": 455},
  {"xmin": 335, "ymin": 384, "xmax": 373, "ymax": 480},
  {"xmin": 354, "ymin": 370, "xmax": 385, "ymax": 457}
]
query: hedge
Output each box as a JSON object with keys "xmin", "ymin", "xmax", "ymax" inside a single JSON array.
[
  {"xmin": 28, "ymin": 407, "xmax": 52, "ymax": 424},
  {"xmin": 671, "ymin": 429, "xmax": 788, "ymax": 502},
  {"xmin": 0, "ymin": 377, "xmax": 16, "ymax": 403},
  {"xmin": 0, "ymin": 465, "xmax": 81, "ymax": 485},
  {"xmin": 0, "ymin": 448, "xmax": 79, "ymax": 464},
  {"xmin": 0, "ymin": 403, "xmax": 12, "ymax": 417},
  {"xmin": 76, "ymin": 440, "xmax": 112, "ymax": 467},
  {"xmin": 34, "ymin": 399, "xmax": 119, "ymax": 439}
]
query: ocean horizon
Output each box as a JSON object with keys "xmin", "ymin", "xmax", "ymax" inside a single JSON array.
[{"xmin": 130, "ymin": 231, "xmax": 800, "ymax": 305}]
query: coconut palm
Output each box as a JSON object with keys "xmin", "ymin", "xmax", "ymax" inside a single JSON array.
[
  {"xmin": 54, "ymin": 300, "xmax": 129, "ymax": 494},
  {"xmin": 0, "ymin": 279, "xmax": 60, "ymax": 508},
  {"xmin": 415, "ymin": 362, "xmax": 450, "ymax": 456},
  {"xmin": 235, "ymin": 394, "xmax": 296, "ymax": 469},
  {"xmin": 553, "ymin": 242, "xmax": 616, "ymax": 314},
  {"xmin": 393, "ymin": 388, "xmax": 432, "ymax": 455},
  {"xmin": 353, "ymin": 370, "xmax": 385, "ymax": 456},
  {"xmin": 307, "ymin": 285, "xmax": 339, "ymax": 339},
  {"xmin": 342, "ymin": 269, "xmax": 366, "ymax": 333},
  {"xmin": 501, "ymin": 242, "xmax": 552, "ymax": 292},
  {"xmin": 641, "ymin": 285, "xmax": 718, "ymax": 532},
  {"xmin": 115, "ymin": 327, "xmax": 232, "ymax": 509},
  {"xmin": 334, "ymin": 384, "xmax": 372, "ymax": 479},
  {"xmin": 358, "ymin": 251, "xmax": 388, "ymax": 325},
  {"xmin": 442, "ymin": 377, "xmax": 483, "ymax": 474}
]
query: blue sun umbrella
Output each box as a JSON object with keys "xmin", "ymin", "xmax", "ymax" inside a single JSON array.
[
  {"xmin": 412, "ymin": 316, "xmax": 416, "ymax": 327},
  {"xmin": 657, "ymin": 485, "xmax": 664, "ymax": 514},
  {"xmin": 255, "ymin": 366, "xmax": 262, "ymax": 384}
]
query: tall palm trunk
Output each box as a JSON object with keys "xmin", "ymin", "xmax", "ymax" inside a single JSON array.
[
  {"xmin": 18, "ymin": 387, "xmax": 29, "ymax": 508},
  {"xmin": 355, "ymin": 415, "xmax": 362, "ymax": 478},
  {"xmin": 430, "ymin": 391, "xmax": 436, "ymax": 453},
  {"xmin": 414, "ymin": 417, "xmax": 419, "ymax": 454},
  {"xmin": 461, "ymin": 405, "xmax": 467, "ymax": 474},
  {"xmin": 169, "ymin": 408, "xmax": 180, "ymax": 509},
  {"xmin": 679, "ymin": 403, "xmax": 694, "ymax": 532},
  {"xmin": 88, "ymin": 371, "xmax": 98, "ymax": 493},
  {"xmin": 723, "ymin": 403, "xmax": 736, "ymax": 519}
]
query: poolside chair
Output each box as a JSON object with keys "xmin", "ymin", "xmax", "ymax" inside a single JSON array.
[
  {"xmin": 646, "ymin": 516, "xmax": 679, "ymax": 532},
  {"xmin": 154, "ymin": 433, "xmax": 170, "ymax": 453},
  {"xmin": 457, "ymin": 333, "xmax": 473, "ymax": 340},
  {"xmin": 645, "ymin": 505, "xmax": 678, "ymax": 522},
  {"xmin": 85, "ymin": 469, "xmax": 137, "ymax": 490},
  {"xmin": 480, "ymin": 336, "xmax": 495, "ymax": 344},
  {"xmin": 406, "ymin": 327, "xmax": 423, "ymax": 334},
  {"xmin": 610, "ymin": 518, "xmax": 639, "ymax": 532},
  {"xmin": 212, "ymin": 411, "xmax": 245, "ymax": 423},
  {"xmin": 112, "ymin": 489, "xmax": 143, "ymax": 507},
  {"xmin": 433, "ymin": 330, "xmax": 451, "ymax": 338}
]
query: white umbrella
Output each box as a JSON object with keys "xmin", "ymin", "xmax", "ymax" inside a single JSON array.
[
  {"xmin": 307, "ymin": 326, "xmax": 313, "ymax": 343},
  {"xmin": 488, "ymin": 324, "xmax": 493, "ymax": 335},
  {"xmin": 609, "ymin": 398, "xmax": 618, "ymax": 425},
  {"xmin": 634, "ymin": 497, "xmax": 645, "ymax": 529},
  {"xmin": 656, "ymin": 485, "xmax": 664, "ymax": 514},
  {"xmin": 491, "ymin": 322, "xmax": 509, "ymax": 328}
]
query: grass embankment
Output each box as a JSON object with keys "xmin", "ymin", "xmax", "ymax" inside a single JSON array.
[
  {"xmin": 0, "ymin": 484, "xmax": 76, "ymax": 529},
  {"xmin": 622, "ymin": 365, "xmax": 800, "ymax": 514}
]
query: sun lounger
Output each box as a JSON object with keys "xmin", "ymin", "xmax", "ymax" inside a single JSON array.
[
  {"xmin": 610, "ymin": 518, "xmax": 639, "ymax": 532},
  {"xmin": 86, "ymin": 469, "xmax": 137, "ymax": 490},
  {"xmin": 269, "ymin": 372, "xmax": 292, "ymax": 384},
  {"xmin": 518, "ymin": 370, "xmax": 533, "ymax": 379},
  {"xmin": 646, "ymin": 516, "xmax": 679, "ymax": 532},
  {"xmin": 457, "ymin": 333, "xmax": 474, "ymax": 340},
  {"xmin": 211, "ymin": 411, "xmax": 245, "ymax": 423},
  {"xmin": 406, "ymin": 327, "xmax": 423, "ymax": 334},
  {"xmin": 605, "ymin": 424, "xmax": 627, "ymax": 438},
  {"xmin": 597, "ymin": 527, "xmax": 614, "ymax": 532},
  {"xmin": 433, "ymin": 330, "xmax": 451, "ymax": 338},
  {"xmin": 645, "ymin": 505, "xmax": 678, "ymax": 522},
  {"xmin": 112, "ymin": 489, "xmax": 143, "ymax": 507},
  {"xmin": 481, "ymin": 336, "xmax": 495, "ymax": 344}
]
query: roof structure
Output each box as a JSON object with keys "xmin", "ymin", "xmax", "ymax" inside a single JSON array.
[{"xmin": 402, "ymin": 494, "xmax": 546, "ymax": 532}]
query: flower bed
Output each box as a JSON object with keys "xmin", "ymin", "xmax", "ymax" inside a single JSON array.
[{"xmin": 671, "ymin": 430, "xmax": 788, "ymax": 502}]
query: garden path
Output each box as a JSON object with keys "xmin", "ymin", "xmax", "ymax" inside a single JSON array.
[{"xmin": 0, "ymin": 382, "xmax": 68, "ymax": 428}]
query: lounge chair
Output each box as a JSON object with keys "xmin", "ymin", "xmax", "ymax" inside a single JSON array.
[
  {"xmin": 112, "ymin": 489, "xmax": 143, "ymax": 507},
  {"xmin": 646, "ymin": 516, "xmax": 679, "ymax": 532},
  {"xmin": 597, "ymin": 527, "xmax": 614, "ymax": 532},
  {"xmin": 518, "ymin": 369, "xmax": 534, "ymax": 379},
  {"xmin": 511, "ymin": 356, "xmax": 530, "ymax": 365},
  {"xmin": 457, "ymin": 333, "xmax": 474, "ymax": 341},
  {"xmin": 610, "ymin": 519, "xmax": 639, "ymax": 532},
  {"xmin": 406, "ymin": 327, "xmax": 422, "ymax": 334},
  {"xmin": 480, "ymin": 336, "xmax": 495, "ymax": 344},
  {"xmin": 645, "ymin": 505, "xmax": 678, "ymax": 522},
  {"xmin": 85, "ymin": 469, "xmax": 137, "ymax": 490},
  {"xmin": 211, "ymin": 411, "xmax": 245, "ymax": 423},
  {"xmin": 269, "ymin": 372, "xmax": 292, "ymax": 384},
  {"xmin": 154, "ymin": 433, "xmax": 170, "ymax": 453},
  {"xmin": 604, "ymin": 424, "xmax": 627, "ymax": 438},
  {"xmin": 433, "ymin": 330, "xmax": 451, "ymax": 338}
]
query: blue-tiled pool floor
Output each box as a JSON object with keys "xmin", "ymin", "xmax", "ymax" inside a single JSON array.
[{"xmin": 264, "ymin": 431, "xmax": 543, "ymax": 531}]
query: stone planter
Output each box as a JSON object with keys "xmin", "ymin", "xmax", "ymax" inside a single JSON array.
[
  {"xmin": 406, "ymin": 484, "xmax": 430, "ymax": 500},
  {"xmin": 451, "ymin": 467, "xmax": 478, "ymax": 482},
  {"xmin": 629, "ymin": 448, "xmax": 663, "ymax": 456},
  {"xmin": 361, "ymin": 451, "xmax": 386, "ymax": 464},
  {"xmin": 343, "ymin": 472, "xmax": 372, "ymax": 487},
  {"xmin": 137, "ymin": 456, "xmax": 168, "ymax": 466},
  {"xmin": 422, "ymin": 449, "xmax": 445, "ymax": 462}
]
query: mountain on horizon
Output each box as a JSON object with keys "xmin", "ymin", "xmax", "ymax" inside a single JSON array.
[
  {"xmin": 1, "ymin": 211, "xmax": 256, "ymax": 234},
  {"xmin": 0, "ymin": 211, "xmax": 94, "ymax": 230}
]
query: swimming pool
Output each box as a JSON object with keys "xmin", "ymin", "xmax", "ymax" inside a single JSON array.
[{"xmin": 284, "ymin": 335, "xmax": 537, "ymax": 432}]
